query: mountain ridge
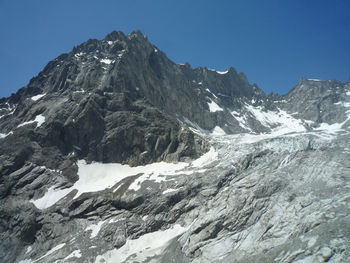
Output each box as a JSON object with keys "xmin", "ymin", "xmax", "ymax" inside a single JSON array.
[{"xmin": 1, "ymin": 30, "xmax": 350, "ymax": 263}]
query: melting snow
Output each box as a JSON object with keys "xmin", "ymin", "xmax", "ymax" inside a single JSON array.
[
  {"xmin": 17, "ymin": 114, "xmax": 46, "ymax": 128},
  {"xmin": 94, "ymin": 224, "xmax": 187, "ymax": 263},
  {"xmin": 208, "ymin": 99, "xmax": 224, "ymax": 112},
  {"xmin": 31, "ymin": 93, "xmax": 46, "ymax": 101}
]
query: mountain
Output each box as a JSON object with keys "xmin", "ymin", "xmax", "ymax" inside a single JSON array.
[{"xmin": 1, "ymin": 30, "xmax": 350, "ymax": 263}]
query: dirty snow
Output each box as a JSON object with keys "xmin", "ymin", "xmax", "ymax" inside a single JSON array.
[
  {"xmin": 208, "ymin": 99, "xmax": 224, "ymax": 112},
  {"xmin": 94, "ymin": 224, "xmax": 187, "ymax": 263},
  {"xmin": 17, "ymin": 114, "xmax": 46, "ymax": 128},
  {"xmin": 31, "ymin": 93, "xmax": 46, "ymax": 101}
]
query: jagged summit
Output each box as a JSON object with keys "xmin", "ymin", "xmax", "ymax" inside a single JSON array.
[{"xmin": 1, "ymin": 30, "xmax": 350, "ymax": 263}]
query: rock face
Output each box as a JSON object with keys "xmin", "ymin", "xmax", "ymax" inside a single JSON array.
[{"xmin": 1, "ymin": 31, "xmax": 350, "ymax": 263}]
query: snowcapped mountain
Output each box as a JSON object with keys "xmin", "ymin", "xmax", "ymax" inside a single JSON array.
[{"xmin": 1, "ymin": 31, "xmax": 350, "ymax": 263}]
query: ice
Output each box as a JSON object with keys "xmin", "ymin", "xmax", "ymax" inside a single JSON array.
[
  {"xmin": 31, "ymin": 93, "xmax": 46, "ymax": 101},
  {"xmin": 95, "ymin": 224, "xmax": 187, "ymax": 263},
  {"xmin": 86, "ymin": 220, "xmax": 106, "ymax": 238},
  {"xmin": 191, "ymin": 147, "xmax": 218, "ymax": 168},
  {"xmin": 212, "ymin": 126, "xmax": 226, "ymax": 135},
  {"xmin": 100, "ymin": 58, "xmax": 114, "ymax": 64},
  {"xmin": 208, "ymin": 99, "xmax": 224, "ymax": 112},
  {"xmin": 17, "ymin": 114, "xmax": 46, "ymax": 128},
  {"xmin": 64, "ymin": 250, "xmax": 82, "ymax": 260}
]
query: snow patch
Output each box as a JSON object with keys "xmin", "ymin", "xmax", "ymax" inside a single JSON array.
[
  {"xmin": 64, "ymin": 250, "xmax": 82, "ymax": 261},
  {"xmin": 0, "ymin": 131, "xmax": 13, "ymax": 139},
  {"xmin": 100, "ymin": 58, "xmax": 114, "ymax": 64},
  {"xmin": 212, "ymin": 126, "xmax": 226, "ymax": 136},
  {"xmin": 31, "ymin": 93, "xmax": 46, "ymax": 101},
  {"xmin": 231, "ymin": 111, "xmax": 252, "ymax": 131},
  {"xmin": 34, "ymin": 243, "xmax": 65, "ymax": 262},
  {"xmin": 107, "ymin": 41, "xmax": 113, "ymax": 45},
  {"xmin": 86, "ymin": 221, "xmax": 106, "ymax": 238},
  {"xmin": 26, "ymin": 246, "xmax": 32, "ymax": 254},
  {"xmin": 162, "ymin": 188, "xmax": 179, "ymax": 194},
  {"xmin": 94, "ymin": 224, "xmax": 187, "ymax": 263},
  {"xmin": 74, "ymin": 52, "xmax": 85, "ymax": 58},
  {"xmin": 30, "ymin": 186, "xmax": 72, "ymax": 209},
  {"xmin": 206, "ymin": 88, "xmax": 218, "ymax": 99},
  {"xmin": 17, "ymin": 114, "xmax": 46, "ymax": 128},
  {"xmin": 208, "ymin": 99, "xmax": 224, "ymax": 112},
  {"xmin": 307, "ymin": 78, "xmax": 321, "ymax": 81},
  {"xmin": 245, "ymin": 105, "xmax": 306, "ymax": 134}
]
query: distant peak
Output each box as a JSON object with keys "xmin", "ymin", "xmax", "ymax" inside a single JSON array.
[
  {"xmin": 128, "ymin": 30, "xmax": 148, "ymax": 40},
  {"xmin": 104, "ymin": 31, "xmax": 126, "ymax": 41}
]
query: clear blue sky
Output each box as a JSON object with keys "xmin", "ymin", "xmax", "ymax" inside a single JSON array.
[{"xmin": 0, "ymin": 0, "xmax": 349, "ymax": 98}]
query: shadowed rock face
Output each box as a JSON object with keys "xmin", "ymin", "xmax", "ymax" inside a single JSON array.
[{"xmin": 1, "ymin": 31, "xmax": 350, "ymax": 263}]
